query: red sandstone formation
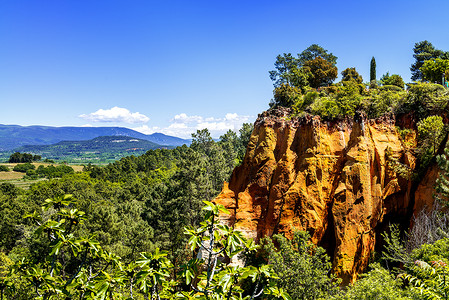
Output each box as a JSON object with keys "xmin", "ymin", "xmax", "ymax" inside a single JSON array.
[{"xmin": 214, "ymin": 108, "xmax": 436, "ymax": 284}]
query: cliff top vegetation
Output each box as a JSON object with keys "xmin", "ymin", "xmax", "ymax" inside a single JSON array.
[{"xmin": 269, "ymin": 41, "xmax": 449, "ymax": 122}]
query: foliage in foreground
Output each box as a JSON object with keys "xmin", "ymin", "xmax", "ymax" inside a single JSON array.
[
  {"xmin": 330, "ymin": 263, "xmax": 419, "ymax": 300},
  {"xmin": 381, "ymin": 205, "xmax": 449, "ymax": 300},
  {"xmin": 0, "ymin": 195, "xmax": 289, "ymax": 300},
  {"xmin": 262, "ymin": 231, "xmax": 339, "ymax": 300}
]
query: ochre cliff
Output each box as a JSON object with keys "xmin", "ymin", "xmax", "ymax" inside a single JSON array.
[{"xmin": 214, "ymin": 108, "xmax": 437, "ymax": 284}]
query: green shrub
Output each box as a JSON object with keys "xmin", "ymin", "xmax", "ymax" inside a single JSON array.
[
  {"xmin": 303, "ymin": 90, "xmax": 319, "ymax": 105},
  {"xmin": 293, "ymin": 90, "xmax": 318, "ymax": 114},
  {"xmin": 399, "ymin": 240, "xmax": 449, "ymax": 300},
  {"xmin": 397, "ymin": 82, "xmax": 449, "ymax": 117},
  {"xmin": 380, "ymin": 84, "xmax": 404, "ymax": 92},
  {"xmin": 309, "ymin": 81, "xmax": 365, "ymax": 120},
  {"xmin": 319, "ymin": 85, "xmax": 339, "ymax": 95},
  {"xmin": 334, "ymin": 81, "xmax": 366, "ymax": 117},
  {"xmin": 263, "ymin": 231, "xmax": 339, "ymax": 299},
  {"xmin": 25, "ymin": 169, "xmax": 36, "ymax": 176},
  {"xmin": 34, "ymin": 164, "xmax": 75, "ymax": 179},
  {"xmin": 0, "ymin": 165, "xmax": 9, "ymax": 172},
  {"xmin": 380, "ymin": 73, "xmax": 405, "ymax": 89},
  {"xmin": 330, "ymin": 263, "xmax": 419, "ymax": 300},
  {"xmin": 12, "ymin": 163, "xmax": 35, "ymax": 173},
  {"xmin": 367, "ymin": 89, "xmax": 405, "ymax": 118},
  {"xmin": 411, "ymin": 238, "xmax": 449, "ymax": 264},
  {"xmin": 309, "ymin": 96, "xmax": 340, "ymax": 119},
  {"xmin": 381, "ymin": 216, "xmax": 449, "ymax": 300},
  {"xmin": 417, "ymin": 115, "xmax": 444, "ymax": 158},
  {"xmin": 270, "ymin": 83, "xmax": 302, "ymax": 108}
]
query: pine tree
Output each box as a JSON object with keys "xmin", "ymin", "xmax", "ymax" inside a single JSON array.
[
  {"xmin": 370, "ymin": 56, "xmax": 376, "ymax": 82},
  {"xmin": 410, "ymin": 40, "xmax": 444, "ymax": 81}
]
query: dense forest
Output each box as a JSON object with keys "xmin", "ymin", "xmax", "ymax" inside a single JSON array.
[{"xmin": 2, "ymin": 40, "xmax": 449, "ymax": 299}]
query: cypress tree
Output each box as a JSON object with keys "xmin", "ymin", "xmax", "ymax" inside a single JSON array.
[{"xmin": 370, "ymin": 57, "xmax": 376, "ymax": 82}]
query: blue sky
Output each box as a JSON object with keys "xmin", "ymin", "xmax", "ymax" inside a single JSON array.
[{"xmin": 1, "ymin": 0, "xmax": 449, "ymax": 138}]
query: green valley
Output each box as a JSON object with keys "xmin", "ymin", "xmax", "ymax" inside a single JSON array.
[{"xmin": 2, "ymin": 136, "xmax": 172, "ymax": 164}]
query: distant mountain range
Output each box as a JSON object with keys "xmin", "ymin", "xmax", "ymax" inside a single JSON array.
[
  {"xmin": 0, "ymin": 124, "xmax": 190, "ymax": 151},
  {"xmin": 15, "ymin": 136, "xmax": 164, "ymax": 158}
]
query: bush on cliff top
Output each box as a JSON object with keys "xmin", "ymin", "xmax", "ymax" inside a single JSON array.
[
  {"xmin": 397, "ymin": 82, "xmax": 449, "ymax": 117},
  {"xmin": 271, "ymin": 81, "xmax": 449, "ymax": 121}
]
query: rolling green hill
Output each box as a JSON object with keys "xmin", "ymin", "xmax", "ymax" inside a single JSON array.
[{"xmin": 12, "ymin": 136, "xmax": 170, "ymax": 163}]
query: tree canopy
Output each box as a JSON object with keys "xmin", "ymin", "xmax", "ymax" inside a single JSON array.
[
  {"xmin": 341, "ymin": 67, "xmax": 363, "ymax": 84},
  {"xmin": 410, "ymin": 40, "xmax": 448, "ymax": 81},
  {"xmin": 380, "ymin": 72, "xmax": 405, "ymax": 89},
  {"xmin": 420, "ymin": 58, "xmax": 449, "ymax": 84},
  {"xmin": 302, "ymin": 57, "xmax": 338, "ymax": 88},
  {"xmin": 8, "ymin": 152, "xmax": 41, "ymax": 163},
  {"xmin": 270, "ymin": 83, "xmax": 302, "ymax": 108},
  {"xmin": 269, "ymin": 44, "xmax": 338, "ymax": 90},
  {"xmin": 298, "ymin": 44, "xmax": 337, "ymax": 66}
]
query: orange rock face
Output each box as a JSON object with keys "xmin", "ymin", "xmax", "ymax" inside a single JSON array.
[{"xmin": 213, "ymin": 108, "xmax": 431, "ymax": 284}]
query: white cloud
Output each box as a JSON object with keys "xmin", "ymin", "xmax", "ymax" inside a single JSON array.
[
  {"xmin": 172, "ymin": 113, "xmax": 203, "ymax": 123},
  {"xmin": 79, "ymin": 107, "xmax": 150, "ymax": 124},
  {"xmin": 131, "ymin": 125, "xmax": 159, "ymax": 135},
  {"xmin": 197, "ymin": 121, "xmax": 229, "ymax": 131},
  {"xmin": 133, "ymin": 113, "xmax": 253, "ymax": 139},
  {"xmin": 168, "ymin": 123, "xmax": 188, "ymax": 129},
  {"xmin": 225, "ymin": 113, "xmax": 239, "ymax": 120}
]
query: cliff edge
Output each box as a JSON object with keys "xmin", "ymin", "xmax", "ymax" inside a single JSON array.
[{"xmin": 214, "ymin": 107, "xmax": 436, "ymax": 284}]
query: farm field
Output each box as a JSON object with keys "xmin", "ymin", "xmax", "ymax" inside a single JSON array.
[{"xmin": 0, "ymin": 162, "xmax": 84, "ymax": 188}]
